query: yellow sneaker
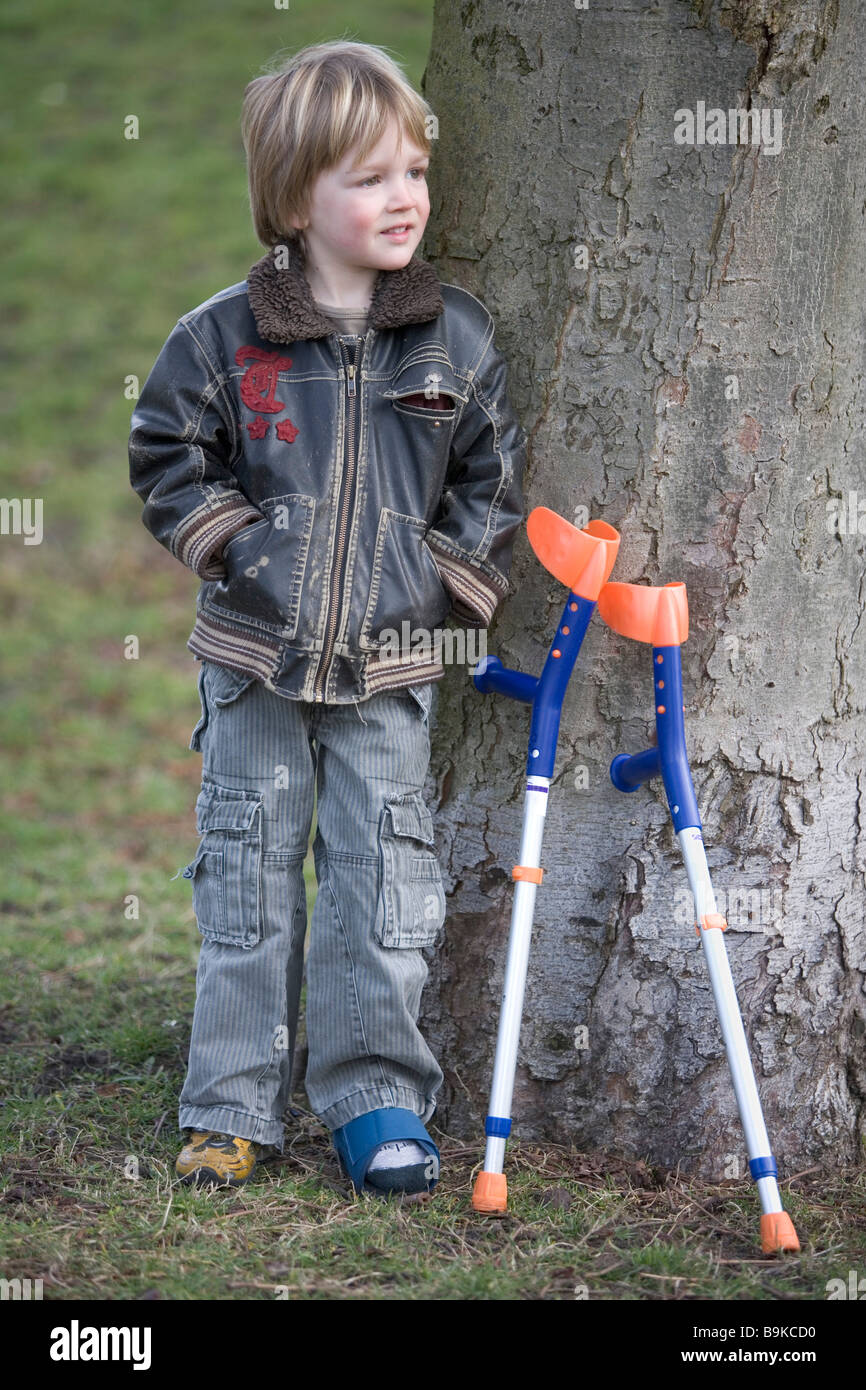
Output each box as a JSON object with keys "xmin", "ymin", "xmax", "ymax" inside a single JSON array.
[{"xmin": 175, "ymin": 1130, "xmax": 266, "ymax": 1188}]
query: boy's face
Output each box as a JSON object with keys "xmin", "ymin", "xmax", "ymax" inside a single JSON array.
[{"xmin": 292, "ymin": 116, "xmax": 430, "ymax": 297}]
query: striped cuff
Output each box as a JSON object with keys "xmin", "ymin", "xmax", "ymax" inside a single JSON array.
[
  {"xmin": 172, "ymin": 493, "xmax": 265, "ymax": 580},
  {"xmin": 425, "ymin": 534, "xmax": 508, "ymax": 628}
]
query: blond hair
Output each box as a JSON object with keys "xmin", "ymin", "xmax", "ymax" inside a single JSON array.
[{"xmin": 241, "ymin": 40, "xmax": 434, "ymax": 250}]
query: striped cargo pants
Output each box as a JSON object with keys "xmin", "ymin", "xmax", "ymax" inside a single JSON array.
[{"xmin": 176, "ymin": 658, "xmax": 446, "ymax": 1145}]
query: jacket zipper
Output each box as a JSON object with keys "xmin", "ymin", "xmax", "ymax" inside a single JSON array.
[{"xmin": 312, "ymin": 335, "xmax": 362, "ymax": 702}]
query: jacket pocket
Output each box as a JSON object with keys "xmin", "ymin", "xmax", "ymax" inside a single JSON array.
[
  {"xmin": 390, "ymin": 391, "xmax": 459, "ymax": 421},
  {"xmin": 383, "ymin": 358, "xmax": 466, "ymax": 422},
  {"xmin": 382, "ymin": 387, "xmax": 461, "ymax": 502},
  {"xmin": 180, "ymin": 781, "xmax": 264, "ymax": 948},
  {"xmin": 360, "ymin": 510, "xmax": 451, "ymax": 650},
  {"xmin": 208, "ymin": 493, "xmax": 316, "ymax": 638},
  {"xmin": 374, "ymin": 791, "xmax": 446, "ymax": 949}
]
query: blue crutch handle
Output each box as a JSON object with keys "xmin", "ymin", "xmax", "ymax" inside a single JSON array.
[
  {"xmin": 608, "ymin": 646, "xmax": 701, "ymax": 831},
  {"xmin": 597, "ymin": 574, "xmax": 703, "ymax": 834},
  {"xmin": 610, "ymin": 747, "xmax": 661, "ymax": 791},
  {"xmin": 472, "ymin": 510, "xmax": 621, "ymax": 781},
  {"xmin": 474, "ymin": 593, "xmax": 599, "ymax": 779},
  {"xmin": 473, "ymin": 655, "xmax": 538, "ymax": 704}
]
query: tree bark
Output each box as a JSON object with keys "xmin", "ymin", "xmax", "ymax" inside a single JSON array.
[{"xmin": 419, "ymin": 0, "xmax": 865, "ymax": 1177}]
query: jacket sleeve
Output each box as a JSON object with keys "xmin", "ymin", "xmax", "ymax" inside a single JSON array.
[
  {"xmin": 128, "ymin": 319, "xmax": 264, "ymax": 581},
  {"xmin": 425, "ymin": 327, "xmax": 527, "ymax": 629}
]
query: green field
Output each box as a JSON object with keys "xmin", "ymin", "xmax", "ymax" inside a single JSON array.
[{"xmin": 0, "ymin": 0, "xmax": 862, "ymax": 1303}]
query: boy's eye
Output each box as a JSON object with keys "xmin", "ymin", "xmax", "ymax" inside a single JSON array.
[{"xmin": 360, "ymin": 168, "xmax": 428, "ymax": 187}]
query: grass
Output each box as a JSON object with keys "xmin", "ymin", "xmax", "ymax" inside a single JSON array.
[
  {"xmin": 1, "ymin": 0, "xmax": 864, "ymax": 1303},
  {"xmin": 1, "ymin": 957, "xmax": 861, "ymax": 1300}
]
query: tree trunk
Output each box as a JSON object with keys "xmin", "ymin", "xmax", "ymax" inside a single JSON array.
[{"xmin": 419, "ymin": 0, "xmax": 865, "ymax": 1177}]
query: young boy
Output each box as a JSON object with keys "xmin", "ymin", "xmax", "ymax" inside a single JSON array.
[{"xmin": 128, "ymin": 39, "xmax": 527, "ymax": 1197}]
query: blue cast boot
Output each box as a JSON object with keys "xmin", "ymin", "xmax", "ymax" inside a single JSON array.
[{"xmin": 332, "ymin": 1107, "xmax": 440, "ymax": 1196}]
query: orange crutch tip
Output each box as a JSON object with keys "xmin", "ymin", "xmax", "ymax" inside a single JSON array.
[
  {"xmin": 472, "ymin": 1171, "xmax": 508, "ymax": 1213},
  {"xmin": 760, "ymin": 1211, "xmax": 800, "ymax": 1253}
]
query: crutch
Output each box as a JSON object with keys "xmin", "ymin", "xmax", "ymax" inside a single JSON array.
[
  {"xmin": 471, "ymin": 507, "xmax": 620, "ymax": 1214},
  {"xmin": 597, "ymin": 578, "xmax": 800, "ymax": 1253}
]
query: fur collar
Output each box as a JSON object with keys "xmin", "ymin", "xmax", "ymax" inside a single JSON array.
[{"xmin": 246, "ymin": 236, "xmax": 444, "ymax": 343}]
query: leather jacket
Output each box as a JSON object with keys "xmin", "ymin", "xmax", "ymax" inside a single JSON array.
[{"xmin": 128, "ymin": 238, "xmax": 527, "ymax": 703}]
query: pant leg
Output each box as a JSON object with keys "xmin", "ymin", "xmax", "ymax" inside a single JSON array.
[
  {"xmin": 303, "ymin": 684, "xmax": 446, "ymax": 1131},
  {"xmin": 177, "ymin": 661, "xmax": 314, "ymax": 1149}
]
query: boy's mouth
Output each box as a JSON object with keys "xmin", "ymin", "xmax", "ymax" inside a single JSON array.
[{"xmin": 381, "ymin": 224, "xmax": 412, "ymax": 238}]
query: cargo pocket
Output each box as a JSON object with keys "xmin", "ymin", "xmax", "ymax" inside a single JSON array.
[
  {"xmin": 374, "ymin": 790, "xmax": 446, "ymax": 949},
  {"xmin": 179, "ymin": 781, "xmax": 264, "ymax": 948}
]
